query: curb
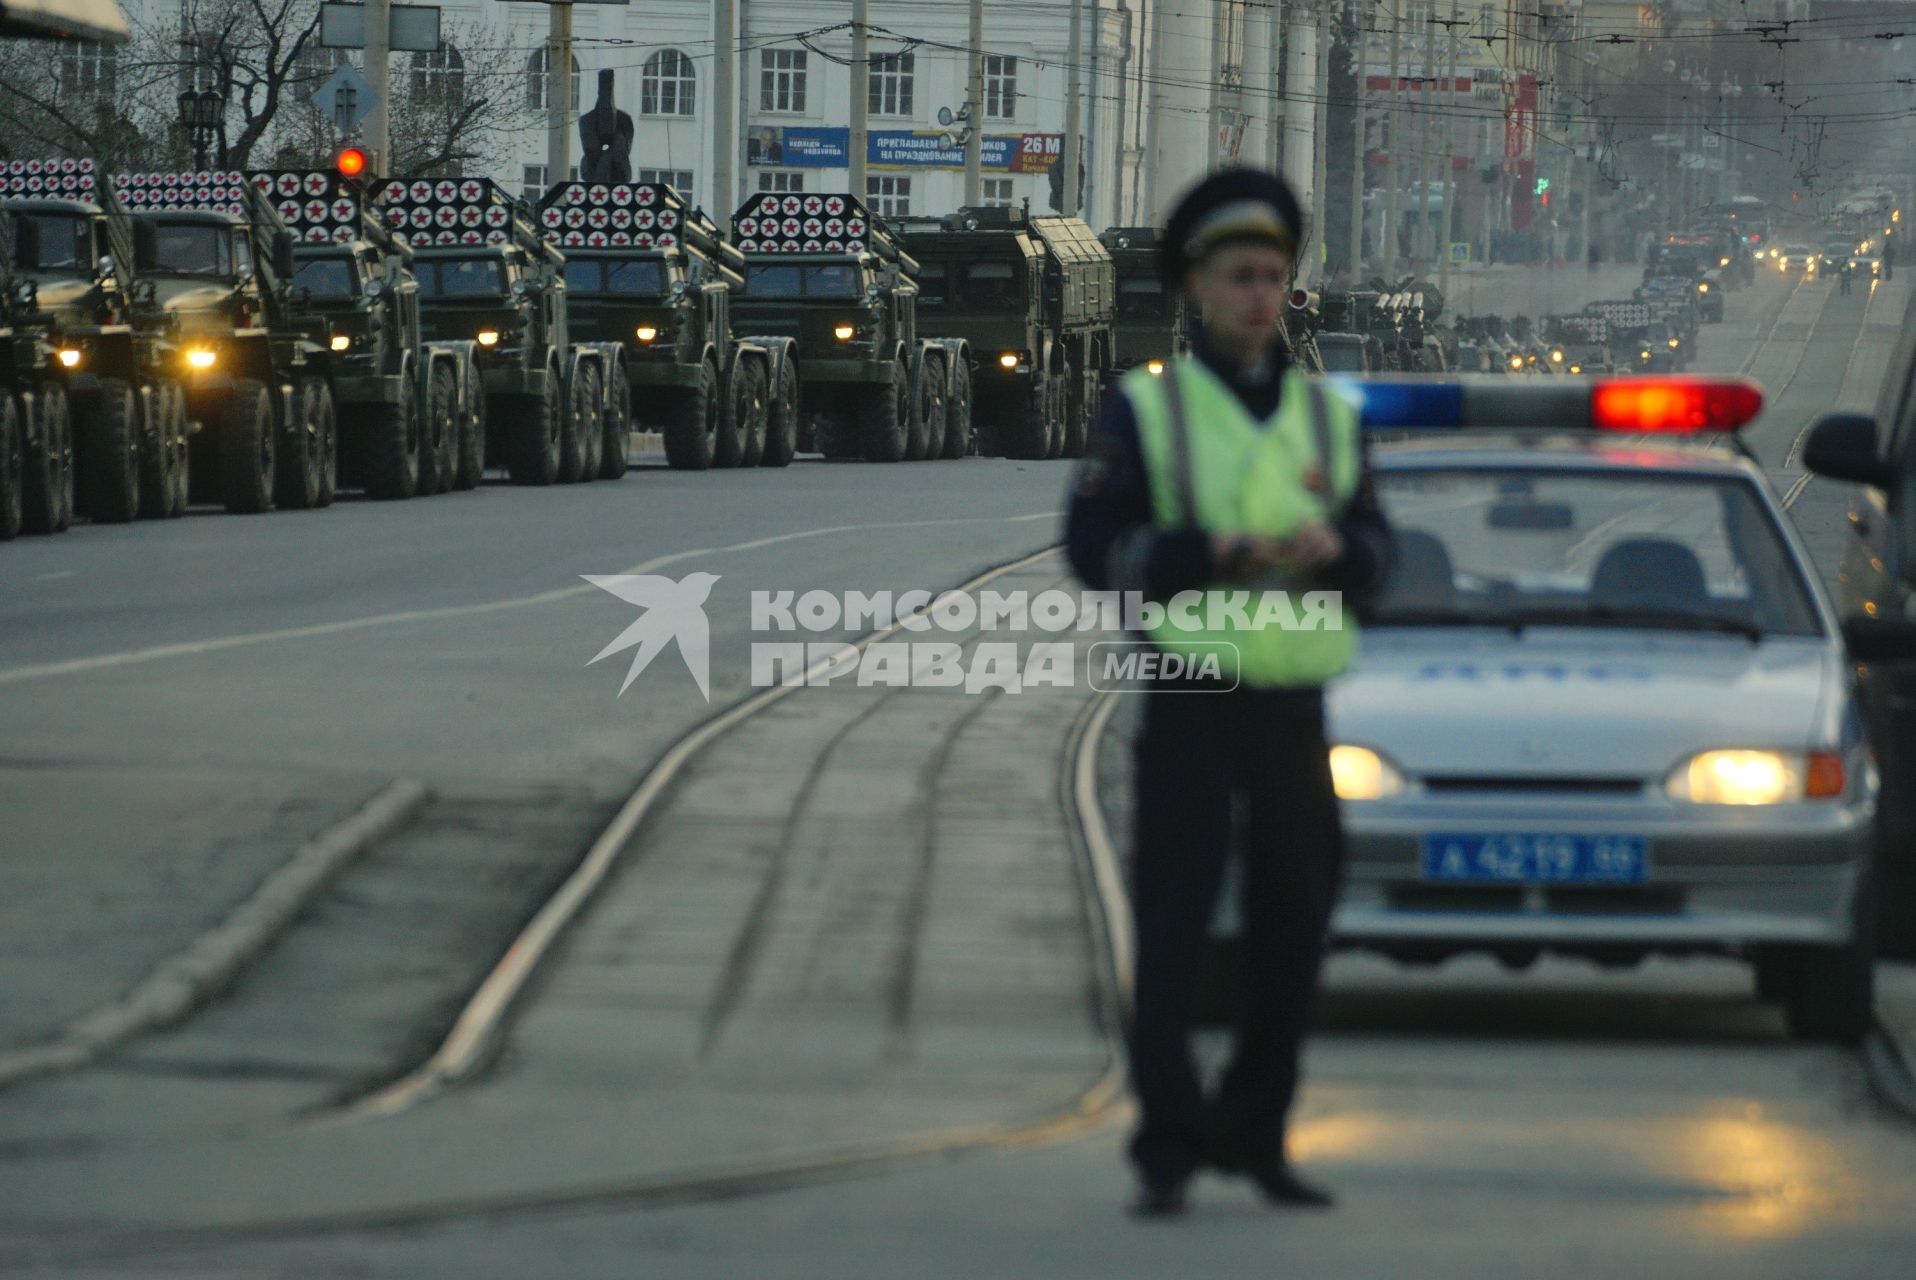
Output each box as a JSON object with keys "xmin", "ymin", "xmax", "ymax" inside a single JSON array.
[{"xmin": 0, "ymin": 779, "xmax": 430, "ymax": 1093}]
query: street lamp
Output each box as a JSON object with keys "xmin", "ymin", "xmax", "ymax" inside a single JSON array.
[{"xmin": 178, "ymin": 89, "xmax": 225, "ymax": 172}]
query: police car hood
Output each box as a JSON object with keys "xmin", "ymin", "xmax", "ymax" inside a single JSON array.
[{"xmin": 1327, "ymin": 629, "xmax": 1841, "ymax": 779}]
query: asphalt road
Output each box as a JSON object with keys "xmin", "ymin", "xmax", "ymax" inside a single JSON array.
[{"xmin": 3, "ymin": 262, "xmax": 1914, "ymax": 1276}]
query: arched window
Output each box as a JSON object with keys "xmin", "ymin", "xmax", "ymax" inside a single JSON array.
[
  {"xmin": 526, "ymin": 47, "xmax": 582, "ymax": 112},
  {"xmin": 56, "ymin": 40, "xmax": 116, "ymax": 98},
  {"xmin": 640, "ymin": 49, "xmax": 696, "ymax": 117},
  {"xmin": 410, "ymin": 45, "xmax": 465, "ymax": 105}
]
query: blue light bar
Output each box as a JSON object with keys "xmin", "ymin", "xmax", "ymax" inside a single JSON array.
[{"xmin": 1329, "ymin": 378, "xmax": 1465, "ymax": 428}]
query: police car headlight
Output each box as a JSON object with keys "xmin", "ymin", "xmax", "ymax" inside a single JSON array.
[
  {"xmin": 1666, "ymin": 750, "xmax": 1846, "ymax": 804},
  {"xmin": 1329, "ymin": 745, "xmax": 1406, "ymax": 800}
]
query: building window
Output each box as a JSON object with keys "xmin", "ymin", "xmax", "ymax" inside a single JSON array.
[
  {"xmin": 522, "ymin": 164, "xmax": 581, "ymax": 201},
  {"xmin": 526, "ymin": 48, "xmax": 582, "ymax": 113},
  {"xmin": 640, "ymin": 49, "xmax": 696, "ymax": 117},
  {"xmin": 869, "ymin": 51, "xmax": 914, "ymax": 117},
  {"xmin": 759, "ymin": 171, "xmax": 805, "ymax": 193},
  {"xmin": 760, "ymin": 49, "xmax": 807, "ymax": 114},
  {"xmin": 410, "ymin": 45, "xmax": 465, "ymax": 105},
  {"xmin": 982, "ymin": 177, "xmax": 1014, "ymax": 208},
  {"xmin": 984, "ymin": 54, "xmax": 1017, "ymax": 120},
  {"xmin": 56, "ymin": 39, "xmax": 116, "ymax": 97},
  {"xmin": 636, "ymin": 168, "xmax": 694, "ymax": 194},
  {"xmin": 867, "ymin": 176, "xmax": 911, "ymax": 218}
]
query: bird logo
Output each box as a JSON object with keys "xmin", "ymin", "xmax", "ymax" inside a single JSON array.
[{"xmin": 583, "ymin": 572, "xmax": 720, "ymax": 699}]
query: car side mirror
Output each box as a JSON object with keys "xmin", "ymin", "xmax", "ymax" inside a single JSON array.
[
  {"xmin": 1801, "ymin": 413, "xmax": 1895, "ymax": 489},
  {"xmin": 1842, "ymin": 615, "xmax": 1916, "ymax": 662}
]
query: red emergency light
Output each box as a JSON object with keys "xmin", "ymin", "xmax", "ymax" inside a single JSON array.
[
  {"xmin": 1591, "ymin": 379, "xmax": 1763, "ymax": 433},
  {"xmin": 335, "ymin": 147, "xmax": 369, "ymax": 178}
]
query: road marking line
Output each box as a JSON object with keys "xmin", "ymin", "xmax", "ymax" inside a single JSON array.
[
  {"xmin": 0, "ymin": 511, "xmax": 1064, "ymax": 687},
  {"xmin": 1782, "ymin": 473, "xmax": 1814, "ymax": 509}
]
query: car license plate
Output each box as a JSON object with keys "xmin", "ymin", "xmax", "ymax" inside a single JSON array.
[{"xmin": 1419, "ymin": 833, "xmax": 1649, "ymax": 885}]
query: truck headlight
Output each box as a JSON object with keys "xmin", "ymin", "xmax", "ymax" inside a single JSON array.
[
  {"xmin": 833, "ymin": 323, "xmax": 856, "ymax": 341},
  {"xmin": 329, "ymin": 334, "xmax": 352, "ymax": 352},
  {"xmin": 999, "ymin": 353, "xmax": 1019, "ymax": 369},
  {"xmin": 187, "ymin": 347, "xmax": 217, "ymax": 370},
  {"xmin": 1550, "ymin": 348, "xmax": 1564, "ymax": 363},
  {"xmin": 635, "ymin": 325, "xmax": 659, "ymax": 342},
  {"xmin": 1720, "ymin": 256, "xmax": 1730, "ymax": 266},
  {"xmin": 1146, "ymin": 360, "xmax": 1165, "ymax": 376},
  {"xmin": 1329, "ymin": 745, "xmax": 1406, "ymax": 800},
  {"xmin": 1508, "ymin": 355, "xmax": 1524, "ymax": 370},
  {"xmin": 1666, "ymin": 750, "xmax": 1845, "ymax": 804},
  {"xmin": 1697, "ymin": 282, "xmax": 1710, "ymax": 293},
  {"xmin": 1668, "ymin": 337, "xmax": 1680, "ymax": 348},
  {"xmin": 477, "ymin": 329, "xmax": 500, "ymax": 347},
  {"xmin": 56, "ymin": 348, "xmax": 82, "ymax": 368}
]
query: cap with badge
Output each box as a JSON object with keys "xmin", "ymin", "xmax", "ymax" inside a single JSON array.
[{"xmin": 1160, "ymin": 168, "xmax": 1305, "ymax": 283}]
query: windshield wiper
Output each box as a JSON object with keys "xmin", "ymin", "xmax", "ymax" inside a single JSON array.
[
  {"xmin": 1371, "ymin": 607, "xmax": 1523, "ymax": 632},
  {"xmin": 1515, "ymin": 604, "xmax": 1763, "ymax": 641}
]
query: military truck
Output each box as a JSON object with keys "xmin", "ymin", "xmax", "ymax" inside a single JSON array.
[
  {"xmin": 253, "ymin": 166, "xmax": 480, "ymax": 499},
  {"xmin": 540, "ymin": 181, "xmax": 787, "ymax": 470},
  {"xmin": 1100, "ymin": 226, "xmax": 1185, "ymax": 376},
  {"xmin": 899, "ymin": 204, "xmax": 1113, "ymax": 459},
  {"xmin": 114, "ymin": 169, "xmax": 335, "ymax": 514},
  {"xmin": 0, "ymin": 210, "xmax": 77, "ymax": 538},
  {"xmin": 0, "ymin": 158, "xmax": 188, "ymax": 522},
  {"xmin": 374, "ymin": 177, "xmax": 627, "ymax": 485},
  {"xmin": 730, "ymin": 192, "xmax": 968, "ymax": 463}
]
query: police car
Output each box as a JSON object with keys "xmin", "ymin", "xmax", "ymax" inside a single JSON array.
[{"xmin": 1323, "ymin": 377, "xmax": 1879, "ymax": 1041}]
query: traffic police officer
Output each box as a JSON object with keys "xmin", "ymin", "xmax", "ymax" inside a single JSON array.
[{"xmin": 1065, "ymin": 169, "xmax": 1395, "ymax": 1217}]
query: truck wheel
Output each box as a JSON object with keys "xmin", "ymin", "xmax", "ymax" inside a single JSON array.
[
  {"xmin": 274, "ymin": 377, "xmax": 327, "ymax": 510},
  {"xmin": 310, "ymin": 381, "xmax": 338, "ymax": 508},
  {"xmin": 417, "ymin": 366, "xmax": 458, "ymax": 495},
  {"xmin": 719, "ymin": 358, "xmax": 764, "ymax": 468},
  {"xmin": 1044, "ymin": 371, "xmax": 1068, "ymax": 459},
  {"xmin": 147, "ymin": 384, "xmax": 189, "ymax": 517},
  {"xmin": 558, "ymin": 363, "xmax": 594, "ymax": 484},
  {"xmin": 454, "ymin": 378, "xmax": 487, "ymax": 491},
  {"xmin": 364, "ymin": 373, "xmax": 423, "ymax": 499},
  {"xmin": 579, "ymin": 363, "xmax": 606, "ymax": 480},
  {"xmin": 662, "ymin": 358, "xmax": 718, "ymax": 471},
  {"xmin": 0, "ymin": 393, "xmax": 21, "ymax": 540},
  {"xmin": 759, "ymin": 358, "xmax": 798, "ymax": 468},
  {"xmin": 23, "ymin": 382, "xmax": 73, "ymax": 533},
  {"xmin": 600, "ymin": 363, "xmax": 631, "ymax": 479},
  {"xmin": 940, "ymin": 365, "xmax": 971, "ymax": 459},
  {"xmin": 86, "ymin": 377, "xmax": 141, "ymax": 522},
  {"xmin": 861, "ymin": 361, "xmax": 910, "ymax": 462},
  {"xmin": 903, "ymin": 361, "xmax": 932, "ymax": 462},
  {"xmin": 219, "ymin": 378, "xmax": 276, "ymax": 514},
  {"xmin": 507, "ymin": 373, "xmax": 563, "ymax": 485},
  {"xmin": 920, "ymin": 355, "xmax": 948, "ymax": 460}
]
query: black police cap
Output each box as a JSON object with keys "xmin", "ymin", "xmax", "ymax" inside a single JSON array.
[{"xmin": 1160, "ymin": 168, "xmax": 1304, "ymax": 282}]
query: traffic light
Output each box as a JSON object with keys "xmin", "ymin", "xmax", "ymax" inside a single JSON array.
[
  {"xmin": 1534, "ymin": 177, "xmax": 1550, "ymax": 196},
  {"xmin": 335, "ymin": 147, "xmax": 370, "ymax": 179}
]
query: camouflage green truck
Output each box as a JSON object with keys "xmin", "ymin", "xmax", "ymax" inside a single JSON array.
[
  {"xmin": 539, "ymin": 180, "xmax": 787, "ymax": 470},
  {"xmin": 0, "ymin": 210, "xmax": 77, "ymax": 538},
  {"xmin": 375, "ymin": 177, "xmax": 628, "ymax": 485},
  {"xmin": 898, "ymin": 204, "xmax": 1113, "ymax": 459},
  {"xmin": 1100, "ymin": 225, "xmax": 1185, "ymax": 376},
  {"xmin": 0, "ymin": 158, "xmax": 188, "ymax": 522},
  {"xmin": 730, "ymin": 192, "xmax": 969, "ymax": 463},
  {"xmin": 115, "ymin": 169, "xmax": 339, "ymax": 514},
  {"xmin": 254, "ymin": 166, "xmax": 481, "ymax": 498}
]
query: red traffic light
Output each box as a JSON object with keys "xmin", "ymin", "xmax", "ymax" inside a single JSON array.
[{"xmin": 336, "ymin": 147, "xmax": 369, "ymax": 178}]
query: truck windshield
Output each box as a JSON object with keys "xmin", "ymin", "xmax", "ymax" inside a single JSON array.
[
  {"xmin": 1117, "ymin": 275, "xmax": 1166, "ymax": 319},
  {"xmin": 956, "ymin": 261, "xmax": 1017, "ymax": 304},
  {"xmin": 292, "ymin": 257, "xmax": 357, "ymax": 299},
  {"xmin": 420, "ymin": 258, "xmax": 505, "ymax": 297},
  {"xmin": 744, "ymin": 263, "xmax": 861, "ymax": 298},
  {"xmin": 150, "ymin": 223, "xmax": 233, "ymax": 277},
  {"xmin": 12, "ymin": 213, "xmax": 89, "ymax": 272},
  {"xmin": 1317, "ymin": 339, "xmax": 1367, "ymax": 372},
  {"xmin": 916, "ymin": 262, "xmax": 946, "ymax": 303},
  {"xmin": 564, "ymin": 260, "xmax": 665, "ymax": 295}
]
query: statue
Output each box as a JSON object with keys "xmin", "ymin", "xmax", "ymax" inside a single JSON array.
[{"xmin": 579, "ymin": 69, "xmax": 634, "ymax": 184}]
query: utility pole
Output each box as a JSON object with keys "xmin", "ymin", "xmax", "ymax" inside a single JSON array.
[
  {"xmin": 714, "ymin": 0, "xmax": 736, "ymax": 215},
  {"xmin": 966, "ymin": 0, "xmax": 984, "ymax": 206},
  {"xmin": 1438, "ymin": 0, "xmax": 1458, "ymax": 294},
  {"xmin": 547, "ymin": 1, "xmax": 574, "ymax": 189},
  {"xmin": 1413, "ymin": 1, "xmax": 1432, "ymax": 271},
  {"xmin": 850, "ymin": 0, "xmax": 869, "ymax": 197},
  {"xmin": 1350, "ymin": 0, "xmax": 1367, "ymax": 279},
  {"xmin": 1268, "ymin": 0, "xmax": 1286, "ymax": 173},
  {"xmin": 1383, "ymin": 2, "xmax": 1400, "ymax": 272},
  {"xmin": 1312, "ymin": 3, "xmax": 1329, "ymax": 279},
  {"xmin": 1145, "ymin": 0, "xmax": 1165, "ymax": 218},
  {"xmin": 1065, "ymin": 0, "xmax": 1084, "ymax": 211},
  {"xmin": 1206, "ymin": 5, "xmax": 1226, "ymax": 170},
  {"xmin": 366, "ymin": 0, "xmax": 390, "ymax": 175}
]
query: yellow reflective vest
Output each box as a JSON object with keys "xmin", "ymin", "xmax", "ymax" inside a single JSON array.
[{"xmin": 1125, "ymin": 356, "xmax": 1363, "ymax": 687}]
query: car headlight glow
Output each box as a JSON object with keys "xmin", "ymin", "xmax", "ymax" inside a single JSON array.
[
  {"xmin": 1668, "ymin": 337, "xmax": 1681, "ymax": 348},
  {"xmin": 186, "ymin": 347, "xmax": 216, "ymax": 369},
  {"xmin": 476, "ymin": 329, "xmax": 500, "ymax": 347},
  {"xmin": 1698, "ymin": 282, "xmax": 1710, "ymax": 293},
  {"xmin": 1568, "ymin": 363, "xmax": 1582, "ymax": 373},
  {"xmin": 833, "ymin": 323, "xmax": 856, "ymax": 341},
  {"xmin": 329, "ymin": 334, "xmax": 351, "ymax": 352},
  {"xmin": 999, "ymin": 352, "xmax": 1019, "ymax": 369},
  {"xmin": 1640, "ymin": 349, "xmax": 1652, "ymax": 360},
  {"xmin": 635, "ymin": 325, "xmax": 658, "ymax": 342},
  {"xmin": 56, "ymin": 348, "xmax": 81, "ymax": 368},
  {"xmin": 1667, "ymin": 750, "xmax": 1846, "ymax": 804},
  {"xmin": 1720, "ymin": 257, "xmax": 1730, "ymax": 266},
  {"xmin": 1329, "ymin": 745, "xmax": 1405, "ymax": 801},
  {"xmin": 1508, "ymin": 355, "xmax": 1524, "ymax": 370},
  {"xmin": 1550, "ymin": 349, "xmax": 1564, "ymax": 363}
]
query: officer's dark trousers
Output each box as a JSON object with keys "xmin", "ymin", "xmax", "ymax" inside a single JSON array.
[{"xmin": 1126, "ymin": 682, "xmax": 1346, "ymax": 1183}]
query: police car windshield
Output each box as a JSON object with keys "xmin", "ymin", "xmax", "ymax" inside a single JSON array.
[
  {"xmin": 13, "ymin": 213, "xmax": 89, "ymax": 272},
  {"xmin": 419, "ymin": 258, "xmax": 504, "ymax": 297},
  {"xmin": 744, "ymin": 263, "xmax": 860, "ymax": 298},
  {"xmin": 292, "ymin": 256, "xmax": 356, "ymax": 299},
  {"xmin": 150, "ymin": 223, "xmax": 232, "ymax": 277},
  {"xmin": 565, "ymin": 260, "xmax": 665, "ymax": 295},
  {"xmin": 1372, "ymin": 467, "xmax": 1822, "ymax": 638}
]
